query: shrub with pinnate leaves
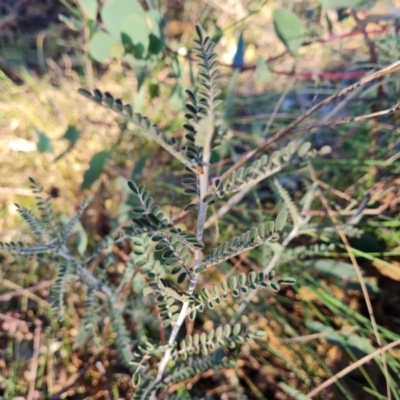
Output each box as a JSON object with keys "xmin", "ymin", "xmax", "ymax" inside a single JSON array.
[{"xmin": 1, "ymin": 25, "xmax": 351, "ymax": 400}]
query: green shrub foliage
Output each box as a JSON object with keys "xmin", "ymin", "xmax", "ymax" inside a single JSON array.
[{"xmin": 0, "ymin": 26, "xmax": 342, "ymax": 399}]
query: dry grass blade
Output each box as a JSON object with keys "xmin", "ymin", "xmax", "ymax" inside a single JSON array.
[
  {"xmin": 307, "ymin": 161, "xmax": 392, "ymax": 400},
  {"xmin": 305, "ymin": 338, "xmax": 400, "ymax": 399},
  {"xmin": 218, "ymin": 60, "xmax": 400, "ymax": 185}
]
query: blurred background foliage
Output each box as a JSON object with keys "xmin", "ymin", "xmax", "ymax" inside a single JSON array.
[{"xmin": 1, "ymin": 0, "xmax": 400, "ymax": 399}]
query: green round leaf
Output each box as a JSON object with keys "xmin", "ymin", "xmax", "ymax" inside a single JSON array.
[
  {"xmin": 89, "ymin": 32, "xmax": 124, "ymax": 63},
  {"xmin": 35, "ymin": 129, "xmax": 53, "ymax": 154},
  {"xmin": 62, "ymin": 125, "xmax": 81, "ymax": 144},
  {"xmin": 273, "ymin": 9, "xmax": 304, "ymax": 57},
  {"xmin": 121, "ymin": 14, "xmax": 150, "ymax": 59},
  {"xmin": 77, "ymin": 0, "xmax": 98, "ymax": 20},
  {"xmin": 101, "ymin": 0, "xmax": 145, "ymax": 39},
  {"xmin": 81, "ymin": 151, "xmax": 109, "ymax": 189},
  {"xmin": 148, "ymin": 33, "xmax": 163, "ymax": 55}
]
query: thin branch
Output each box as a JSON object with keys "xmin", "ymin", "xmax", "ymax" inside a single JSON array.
[
  {"xmin": 292, "ymin": 101, "xmax": 400, "ymax": 133},
  {"xmin": 0, "ymin": 279, "xmax": 55, "ymax": 302},
  {"xmin": 27, "ymin": 320, "xmax": 42, "ymax": 400},
  {"xmin": 58, "ymin": 248, "xmax": 113, "ymax": 299},
  {"xmin": 0, "ymin": 278, "xmax": 52, "ymax": 306},
  {"xmin": 150, "ymin": 42, "xmax": 215, "ymax": 393}
]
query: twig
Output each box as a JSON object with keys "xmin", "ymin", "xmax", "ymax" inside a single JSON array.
[
  {"xmin": 0, "ymin": 279, "xmax": 55, "ymax": 302},
  {"xmin": 292, "ymin": 101, "xmax": 400, "ymax": 132},
  {"xmin": 150, "ymin": 53, "xmax": 215, "ymax": 397},
  {"xmin": 58, "ymin": 248, "xmax": 114, "ymax": 299},
  {"xmin": 0, "ymin": 186, "xmax": 43, "ymax": 197},
  {"xmin": 50, "ymin": 357, "xmax": 100, "ymax": 400},
  {"xmin": 57, "ymin": 248, "xmax": 135, "ymax": 363},
  {"xmin": 95, "ymin": 361, "xmax": 112, "ymax": 400},
  {"xmin": 350, "ymin": 10, "xmax": 383, "ymax": 115},
  {"xmin": 0, "ymin": 312, "xmax": 30, "ymax": 327},
  {"xmin": 0, "ymin": 278, "xmax": 51, "ymax": 307},
  {"xmin": 27, "ymin": 319, "xmax": 42, "ymax": 400}
]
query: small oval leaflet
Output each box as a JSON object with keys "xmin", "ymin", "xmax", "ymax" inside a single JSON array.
[
  {"xmin": 177, "ymin": 272, "xmax": 186, "ymax": 284},
  {"xmin": 270, "ymin": 282, "xmax": 280, "ymax": 291},
  {"xmin": 267, "ymin": 221, "xmax": 275, "ymax": 234},
  {"xmin": 229, "ymin": 276, "xmax": 238, "ymax": 290},
  {"xmin": 132, "ymin": 372, "xmax": 141, "ymax": 388},
  {"xmin": 298, "ymin": 141, "xmax": 312, "ymax": 157},
  {"xmin": 277, "ymin": 277, "xmax": 296, "ymax": 285},
  {"xmin": 189, "ymin": 309, "xmax": 196, "ymax": 320},
  {"xmin": 184, "ymin": 203, "xmax": 197, "ymax": 212},
  {"xmin": 143, "ymin": 287, "xmax": 153, "ymax": 296},
  {"xmin": 127, "ymin": 180, "xmax": 139, "ymax": 194},
  {"xmin": 224, "ymin": 324, "xmax": 232, "ymax": 337},
  {"xmin": 275, "ymin": 209, "xmax": 288, "ymax": 232},
  {"xmin": 184, "ymin": 188, "xmax": 197, "ymax": 195}
]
